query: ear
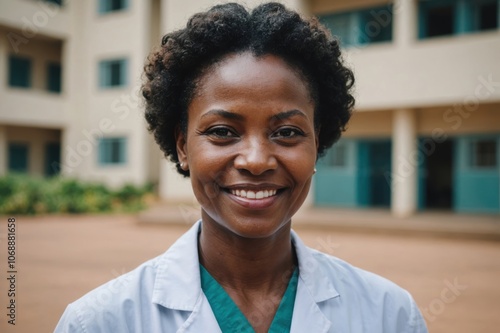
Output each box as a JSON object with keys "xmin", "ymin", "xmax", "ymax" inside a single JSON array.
[{"xmin": 175, "ymin": 126, "xmax": 188, "ymax": 170}]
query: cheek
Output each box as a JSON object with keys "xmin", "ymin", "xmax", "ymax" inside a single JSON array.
[
  {"xmin": 188, "ymin": 145, "xmax": 229, "ymax": 199},
  {"xmin": 282, "ymin": 145, "xmax": 317, "ymax": 177}
]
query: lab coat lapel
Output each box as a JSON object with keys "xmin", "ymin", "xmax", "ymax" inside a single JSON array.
[
  {"xmin": 290, "ymin": 278, "xmax": 332, "ymax": 333},
  {"xmin": 289, "ymin": 230, "xmax": 340, "ymax": 333},
  {"xmin": 178, "ymin": 294, "xmax": 222, "ymax": 333}
]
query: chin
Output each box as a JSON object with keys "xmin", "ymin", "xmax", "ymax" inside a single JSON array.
[{"xmin": 225, "ymin": 217, "xmax": 292, "ymax": 240}]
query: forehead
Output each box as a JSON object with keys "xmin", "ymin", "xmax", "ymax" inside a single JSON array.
[{"xmin": 191, "ymin": 52, "xmax": 314, "ymax": 112}]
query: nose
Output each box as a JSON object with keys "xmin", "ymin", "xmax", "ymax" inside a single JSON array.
[{"xmin": 233, "ymin": 137, "xmax": 278, "ymax": 175}]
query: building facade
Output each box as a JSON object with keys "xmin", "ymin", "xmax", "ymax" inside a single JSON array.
[
  {"xmin": 1, "ymin": 0, "xmax": 499, "ymax": 215},
  {"xmin": 312, "ymin": 0, "xmax": 500, "ymax": 215}
]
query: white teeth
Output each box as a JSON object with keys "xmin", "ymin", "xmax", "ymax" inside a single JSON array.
[{"xmin": 230, "ymin": 189, "xmax": 278, "ymax": 199}]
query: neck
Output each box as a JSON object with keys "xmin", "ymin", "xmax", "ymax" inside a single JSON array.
[{"xmin": 198, "ymin": 213, "xmax": 296, "ymax": 293}]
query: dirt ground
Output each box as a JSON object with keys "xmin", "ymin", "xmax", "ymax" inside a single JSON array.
[{"xmin": 0, "ymin": 214, "xmax": 499, "ymax": 333}]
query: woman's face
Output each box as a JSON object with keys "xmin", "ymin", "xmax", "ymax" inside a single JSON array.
[{"xmin": 176, "ymin": 52, "xmax": 318, "ymax": 239}]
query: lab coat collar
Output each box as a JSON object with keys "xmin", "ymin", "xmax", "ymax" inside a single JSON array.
[
  {"xmin": 291, "ymin": 230, "xmax": 339, "ymax": 332},
  {"xmin": 152, "ymin": 221, "xmax": 339, "ymax": 314},
  {"xmin": 291, "ymin": 230, "xmax": 339, "ymax": 303},
  {"xmin": 151, "ymin": 221, "xmax": 203, "ymax": 311}
]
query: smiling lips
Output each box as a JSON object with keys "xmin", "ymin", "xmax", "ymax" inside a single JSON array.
[{"xmin": 230, "ymin": 189, "xmax": 278, "ymax": 199}]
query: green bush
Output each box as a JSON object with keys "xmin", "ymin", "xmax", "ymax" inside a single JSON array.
[{"xmin": 0, "ymin": 174, "xmax": 154, "ymax": 215}]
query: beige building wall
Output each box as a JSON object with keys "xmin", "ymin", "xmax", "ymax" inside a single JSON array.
[
  {"xmin": 348, "ymin": 33, "xmax": 500, "ymax": 111},
  {"xmin": 56, "ymin": 0, "xmax": 159, "ymax": 188},
  {"xmin": 0, "ymin": 0, "xmax": 70, "ymax": 40},
  {"xmin": 417, "ymin": 103, "xmax": 500, "ymax": 136},
  {"xmin": 0, "ymin": 27, "xmax": 66, "ymax": 128},
  {"xmin": 1, "ymin": 0, "xmax": 160, "ymax": 188}
]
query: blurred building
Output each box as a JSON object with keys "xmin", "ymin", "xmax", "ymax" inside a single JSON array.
[
  {"xmin": 0, "ymin": 0, "xmax": 499, "ymax": 215},
  {"xmin": 313, "ymin": 0, "xmax": 500, "ymax": 216}
]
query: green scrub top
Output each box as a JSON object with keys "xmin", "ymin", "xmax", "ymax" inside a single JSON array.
[{"xmin": 200, "ymin": 265, "xmax": 299, "ymax": 333}]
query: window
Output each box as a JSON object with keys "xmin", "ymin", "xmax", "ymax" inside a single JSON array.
[
  {"xmin": 45, "ymin": 143, "xmax": 61, "ymax": 176},
  {"xmin": 99, "ymin": 59, "xmax": 128, "ymax": 88},
  {"xmin": 99, "ymin": 0, "xmax": 128, "ymax": 14},
  {"xmin": 98, "ymin": 137, "xmax": 127, "ymax": 165},
  {"xmin": 424, "ymin": 3, "xmax": 455, "ymax": 37},
  {"xmin": 471, "ymin": 139, "xmax": 497, "ymax": 168},
  {"xmin": 319, "ymin": 5, "xmax": 393, "ymax": 47},
  {"xmin": 419, "ymin": 0, "xmax": 499, "ymax": 38},
  {"xmin": 44, "ymin": 0, "xmax": 63, "ymax": 5},
  {"xmin": 473, "ymin": 0, "xmax": 498, "ymax": 31},
  {"xmin": 8, "ymin": 143, "xmax": 29, "ymax": 173},
  {"xmin": 8, "ymin": 55, "xmax": 32, "ymax": 88},
  {"xmin": 47, "ymin": 63, "xmax": 62, "ymax": 93},
  {"xmin": 327, "ymin": 142, "xmax": 347, "ymax": 167}
]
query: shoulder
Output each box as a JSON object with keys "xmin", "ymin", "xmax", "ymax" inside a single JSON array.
[
  {"xmin": 311, "ymin": 250, "xmax": 427, "ymax": 333},
  {"xmin": 306, "ymin": 248, "xmax": 427, "ymax": 332},
  {"xmin": 312, "ymin": 248, "xmax": 405, "ymax": 296},
  {"xmin": 54, "ymin": 253, "xmax": 165, "ymax": 332},
  {"xmin": 55, "ymin": 222, "xmax": 203, "ymax": 332}
]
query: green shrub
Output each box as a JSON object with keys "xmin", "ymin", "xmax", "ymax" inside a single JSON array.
[
  {"xmin": 0, "ymin": 174, "xmax": 154, "ymax": 215},
  {"xmin": 112, "ymin": 183, "xmax": 155, "ymax": 212},
  {"xmin": 0, "ymin": 174, "xmax": 44, "ymax": 214}
]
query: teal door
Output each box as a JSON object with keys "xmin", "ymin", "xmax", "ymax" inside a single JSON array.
[
  {"xmin": 8, "ymin": 143, "xmax": 29, "ymax": 173},
  {"xmin": 422, "ymin": 139, "xmax": 454, "ymax": 210},
  {"xmin": 314, "ymin": 139, "xmax": 391, "ymax": 208},
  {"xmin": 454, "ymin": 135, "xmax": 500, "ymax": 213},
  {"xmin": 314, "ymin": 140, "xmax": 357, "ymax": 207}
]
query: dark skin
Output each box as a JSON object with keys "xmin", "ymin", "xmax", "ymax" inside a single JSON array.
[{"xmin": 176, "ymin": 52, "xmax": 318, "ymax": 332}]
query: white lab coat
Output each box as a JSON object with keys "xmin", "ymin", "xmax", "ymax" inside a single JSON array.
[{"xmin": 55, "ymin": 221, "xmax": 428, "ymax": 333}]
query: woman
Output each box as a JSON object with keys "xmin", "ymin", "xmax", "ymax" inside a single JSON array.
[{"xmin": 56, "ymin": 3, "xmax": 428, "ymax": 332}]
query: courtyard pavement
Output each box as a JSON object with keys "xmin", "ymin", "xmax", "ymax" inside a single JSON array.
[{"xmin": 0, "ymin": 212, "xmax": 499, "ymax": 333}]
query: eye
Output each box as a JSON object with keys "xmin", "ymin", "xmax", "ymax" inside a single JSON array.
[
  {"xmin": 273, "ymin": 127, "xmax": 304, "ymax": 138},
  {"xmin": 206, "ymin": 126, "xmax": 237, "ymax": 139}
]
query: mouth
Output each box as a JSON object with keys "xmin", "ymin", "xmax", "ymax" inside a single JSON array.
[
  {"xmin": 222, "ymin": 185, "xmax": 285, "ymax": 209},
  {"xmin": 229, "ymin": 189, "xmax": 278, "ymax": 200}
]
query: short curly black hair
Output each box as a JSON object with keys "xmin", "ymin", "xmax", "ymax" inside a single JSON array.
[{"xmin": 142, "ymin": 2, "xmax": 355, "ymax": 177}]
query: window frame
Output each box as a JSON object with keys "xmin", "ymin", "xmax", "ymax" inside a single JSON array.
[
  {"xmin": 46, "ymin": 62, "xmax": 62, "ymax": 93},
  {"xmin": 44, "ymin": 0, "xmax": 63, "ymax": 5},
  {"xmin": 318, "ymin": 140, "xmax": 350, "ymax": 170},
  {"xmin": 469, "ymin": 137, "xmax": 498, "ymax": 169},
  {"xmin": 98, "ymin": 0, "xmax": 129, "ymax": 15},
  {"xmin": 98, "ymin": 137, "xmax": 128, "ymax": 166},
  {"xmin": 418, "ymin": 0, "xmax": 500, "ymax": 39},
  {"xmin": 8, "ymin": 143, "xmax": 29, "ymax": 173},
  {"xmin": 98, "ymin": 58, "xmax": 128, "ymax": 89},
  {"xmin": 318, "ymin": 4, "xmax": 394, "ymax": 48},
  {"xmin": 8, "ymin": 55, "xmax": 32, "ymax": 89},
  {"xmin": 418, "ymin": 0, "xmax": 458, "ymax": 39},
  {"xmin": 470, "ymin": 0, "xmax": 499, "ymax": 31}
]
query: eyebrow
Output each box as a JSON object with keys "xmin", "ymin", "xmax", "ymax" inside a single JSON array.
[
  {"xmin": 270, "ymin": 109, "xmax": 308, "ymax": 122},
  {"xmin": 201, "ymin": 109, "xmax": 308, "ymax": 122},
  {"xmin": 200, "ymin": 109, "xmax": 245, "ymax": 121}
]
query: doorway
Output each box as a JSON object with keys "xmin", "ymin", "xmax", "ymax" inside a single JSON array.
[
  {"xmin": 358, "ymin": 141, "xmax": 392, "ymax": 208},
  {"xmin": 368, "ymin": 141, "xmax": 392, "ymax": 207},
  {"xmin": 424, "ymin": 140, "xmax": 453, "ymax": 209}
]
